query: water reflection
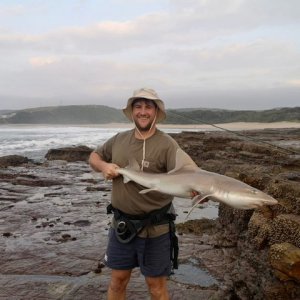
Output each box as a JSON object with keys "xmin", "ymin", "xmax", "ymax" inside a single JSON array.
[{"xmin": 171, "ymin": 258, "xmax": 218, "ymax": 287}]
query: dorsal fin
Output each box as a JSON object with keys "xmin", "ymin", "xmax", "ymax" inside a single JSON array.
[
  {"xmin": 127, "ymin": 158, "xmax": 141, "ymax": 171},
  {"xmin": 168, "ymin": 148, "xmax": 198, "ymax": 174}
]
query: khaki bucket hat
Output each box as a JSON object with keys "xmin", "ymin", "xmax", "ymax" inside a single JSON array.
[{"xmin": 123, "ymin": 88, "xmax": 166, "ymax": 123}]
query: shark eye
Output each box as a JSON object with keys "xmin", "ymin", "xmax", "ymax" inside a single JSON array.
[{"xmin": 250, "ymin": 189, "xmax": 258, "ymax": 194}]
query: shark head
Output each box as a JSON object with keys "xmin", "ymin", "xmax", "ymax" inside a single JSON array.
[{"xmin": 216, "ymin": 183, "xmax": 278, "ymax": 209}]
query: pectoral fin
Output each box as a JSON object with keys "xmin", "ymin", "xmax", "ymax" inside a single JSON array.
[{"xmin": 122, "ymin": 175, "xmax": 131, "ymax": 184}]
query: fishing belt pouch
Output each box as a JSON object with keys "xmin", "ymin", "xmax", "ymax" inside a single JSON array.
[
  {"xmin": 114, "ymin": 216, "xmax": 143, "ymax": 244},
  {"xmin": 107, "ymin": 203, "xmax": 176, "ymax": 244}
]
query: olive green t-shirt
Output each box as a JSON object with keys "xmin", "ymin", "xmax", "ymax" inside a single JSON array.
[{"xmin": 95, "ymin": 128, "xmax": 179, "ymax": 237}]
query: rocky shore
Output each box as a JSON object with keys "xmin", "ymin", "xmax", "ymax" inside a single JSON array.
[{"xmin": 0, "ymin": 128, "xmax": 300, "ymax": 299}]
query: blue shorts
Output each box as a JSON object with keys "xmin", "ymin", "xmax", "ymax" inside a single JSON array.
[{"xmin": 105, "ymin": 228, "xmax": 171, "ymax": 277}]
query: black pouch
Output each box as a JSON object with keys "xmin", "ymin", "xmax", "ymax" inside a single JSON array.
[{"xmin": 114, "ymin": 217, "xmax": 145, "ymax": 244}]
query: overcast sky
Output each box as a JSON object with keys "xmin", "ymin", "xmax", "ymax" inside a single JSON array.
[{"xmin": 1, "ymin": 0, "xmax": 299, "ymax": 110}]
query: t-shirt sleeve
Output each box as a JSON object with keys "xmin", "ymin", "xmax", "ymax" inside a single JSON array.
[{"xmin": 94, "ymin": 134, "xmax": 117, "ymax": 163}]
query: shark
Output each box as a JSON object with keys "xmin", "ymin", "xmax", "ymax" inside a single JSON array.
[{"xmin": 117, "ymin": 149, "xmax": 278, "ymax": 219}]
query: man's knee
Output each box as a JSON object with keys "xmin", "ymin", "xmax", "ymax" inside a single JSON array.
[
  {"xmin": 109, "ymin": 269, "xmax": 132, "ymax": 292},
  {"xmin": 145, "ymin": 276, "xmax": 169, "ymax": 298}
]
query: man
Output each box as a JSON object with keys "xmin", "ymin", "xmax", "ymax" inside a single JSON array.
[{"xmin": 89, "ymin": 88, "xmax": 183, "ymax": 300}]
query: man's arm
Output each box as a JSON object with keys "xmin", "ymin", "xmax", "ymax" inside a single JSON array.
[{"xmin": 89, "ymin": 151, "xmax": 119, "ymax": 180}]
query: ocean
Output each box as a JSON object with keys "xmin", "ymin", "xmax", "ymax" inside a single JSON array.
[
  {"xmin": 1, "ymin": 123, "xmax": 299, "ymax": 162},
  {"xmin": 0, "ymin": 125, "xmax": 203, "ymax": 162}
]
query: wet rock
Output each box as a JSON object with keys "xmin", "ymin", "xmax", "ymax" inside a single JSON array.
[
  {"xmin": 0, "ymin": 155, "xmax": 29, "ymax": 168},
  {"xmin": 15, "ymin": 177, "xmax": 63, "ymax": 187},
  {"xmin": 94, "ymin": 261, "xmax": 105, "ymax": 274},
  {"xmin": 176, "ymin": 218, "xmax": 217, "ymax": 235},
  {"xmin": 263, "ymin": 280, "xmax": 300, "ymax": 300},
  {"xmin": 73, "ymin": 220, "xmax": 91, "ymax": 227},
  {"xmin": 269, "ymin": 242, "xmax": 300, "ymax": 282},
  {"xmin": 1, "ymin": 128, "xmax": 300, "ymax": 299},
  {"xmin": 3, "ymin": 232, "xmax": 12, "ymax": 237},
  {"xmin": 266, "ymin": 179, "xmax": 300, "ymax": 215},
  {"xmin": 0, "ymin": 169, "xmax": 64, "ymax": 187},
  {"xmin": 45, "ymin": 145, "xmax": 93, "ymax": 162},
  {"xmin": 269, "ymin": 214, "xmax": 300, "ymax": 247},
  {"xmin": 172, "ymin": 128, "xmax": 300, "ymax": 299},
  {"xmin": 248, "ymin": 210, "xmax": 274, "ymax": 249},
  {"xmin": 280, "ymin": 172, "xmax": 300, "ymax": 182},
  {"xmin": 86, "ymin": 185, "xmax": 112, "ymax": 192},
  {"xmin": 218, "ymin": 203, "xmax": 254, "ymax": 233}
]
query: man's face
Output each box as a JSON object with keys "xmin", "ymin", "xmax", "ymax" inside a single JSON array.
[{"xmin": 132, "ymin": 99, "xmax": 157, "ymax": 131}]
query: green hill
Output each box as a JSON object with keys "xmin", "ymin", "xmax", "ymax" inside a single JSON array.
[
  {"xmin": 166, "ymin": 107, "xmax": 300, "ymax": 124},
  {"xmin": 0, "ymin": 105, "xmax": 299, "ymax": 124},
  {"xmin": 0, "ymin": 105, "xmax": 127, "ymax": 124}
]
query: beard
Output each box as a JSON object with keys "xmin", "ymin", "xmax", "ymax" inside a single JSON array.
[{"xmin": 134, "ymin": 120, "xmax": 152, "ymax": 132}]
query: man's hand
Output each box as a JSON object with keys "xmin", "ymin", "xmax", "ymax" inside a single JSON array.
[
  {"xmin": 102, "ymin": 163, "xmax": 120, "ymax": 180},
  {"xmin": 89, "ymin": 152, "xmax": 120, "ymax": 180},
  {"xmin": 190, "ymin": 190, "xmax": 199, "ymax": 199},
  {"xmin": 190, "ymin": 190, "xmax": 210, "ymax": 204}
]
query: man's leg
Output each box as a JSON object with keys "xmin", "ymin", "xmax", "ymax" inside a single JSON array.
[
  {"xmin": 145, "ymin": 276, "xmax": 169, "ymax": 300},
  {"xmin": 108, "ymin": 269, "xmax": 132, "ymax": 300},
  {"xmin": 138, "ymin": 233, "xmax": 172, "ymax": 299}
]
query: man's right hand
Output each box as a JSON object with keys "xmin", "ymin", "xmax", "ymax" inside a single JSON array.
[
  {"xmin": 89, "ymin": 152, "xmax": 120, "ymax": 180},
  {"xmin": 102, "ymin": 163, "xmax": 120, "ymax": 180}
]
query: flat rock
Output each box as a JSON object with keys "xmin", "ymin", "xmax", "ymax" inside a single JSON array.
[
  {"xmin": 45, "ymin": 145, "xmax": 93, "ymax": 162},
  {"xmin": 1, "ymin": 128, "xmax": 300, "ymax": 299},
  {"xmin": 0, "ymin": 155, "xmax": 29, "ymax": 168}
]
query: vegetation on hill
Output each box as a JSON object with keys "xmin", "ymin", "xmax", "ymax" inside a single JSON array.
[
  {"xmin": 0, "ymin": 105, "xmax": 299, "ymax": 124},
  {"xmin": 0, "ymin": 105, "xmax": 127, "ymax": 124},
  {"xmin": 166, "ymin": 107, "xmax": 300, "ymax": 124}
]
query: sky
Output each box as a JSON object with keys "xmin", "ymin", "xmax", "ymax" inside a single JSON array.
[{"xmin": 0, "ymin": 0, "xmax": 300, "ymax": 110}]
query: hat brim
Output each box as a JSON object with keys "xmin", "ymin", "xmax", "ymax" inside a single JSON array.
[{"xmin": 123, "ymin": 98, "xmax": 166, "ymax": 123}]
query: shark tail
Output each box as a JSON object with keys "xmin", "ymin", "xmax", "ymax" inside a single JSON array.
[{"xmin": 185, "ymin": 194, "xmax": 213, "ymax": 220}]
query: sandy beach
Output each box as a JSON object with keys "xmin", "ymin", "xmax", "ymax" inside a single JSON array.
[
  {"xmin": 1, "ymin": 121, "xmax": 299, "ymax": 131},
  {"xmin": 86, "ymin": 121, "xmax": 300, "ymax": 131}
]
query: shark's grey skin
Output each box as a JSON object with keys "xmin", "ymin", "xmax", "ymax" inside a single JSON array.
[{"xmin": 117, "ymin": 149, "xmax": 278, "ymax": 218}]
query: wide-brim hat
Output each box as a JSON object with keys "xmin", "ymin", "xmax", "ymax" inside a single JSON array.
[{"xmin": 123, "ymin": 88, "xmax": 166, "ymax": 123}]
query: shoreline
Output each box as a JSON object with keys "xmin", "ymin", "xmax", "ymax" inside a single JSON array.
[
  {"xmin": 161, "ymin": 121, "xmax": 300, "ymax": 130},
  {"xmin": 0, "ymin": 121, "xmax": 299, "ymax": 131}
]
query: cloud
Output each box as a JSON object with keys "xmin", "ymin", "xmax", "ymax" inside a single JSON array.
[
  {"xmin": 287, "ymin": 79, "xmax": 300, "ymax": 87},
  {"xmin": 171, "ymin": 0, "xmax": 300, "ymax": 24},
  {"xmin": 0, "ymin": 4, "xmax": 25, "ymax": 17},
  {"xmin": 29, "ymin": 56, "xmax": 60, "ymax": 67},
  {"xmin": 1, "ymin": 0, "xmax": 299, "ymax": 54},
  {"xmin": 0, "ymin": 0, "xmax": 299, "ymax": 110}
]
